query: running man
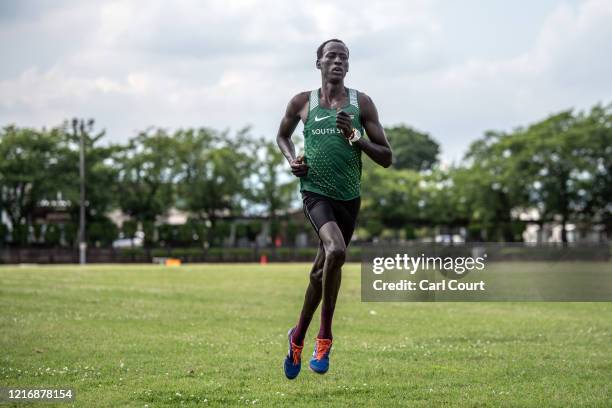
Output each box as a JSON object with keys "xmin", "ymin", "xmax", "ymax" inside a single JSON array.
[{"xmin": 276, "ymin": 39, "xmax": 393, "ymax": 379}]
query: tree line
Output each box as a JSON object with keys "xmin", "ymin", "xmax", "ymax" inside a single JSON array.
[
  {"xmin": 0, "ymin": 103, "xmax": 610, "ymax": 247},
  {"xmin": 362, "ymin": 104, "xmax": 611, "ymax": 242}
]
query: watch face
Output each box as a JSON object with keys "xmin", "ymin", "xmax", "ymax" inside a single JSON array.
[{"xmin": 348, "ymin": 128, "xmax": 361, "ymax": 145}]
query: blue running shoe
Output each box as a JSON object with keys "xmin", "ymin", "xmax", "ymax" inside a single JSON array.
[
  {"xmin": 309, "ymin": 338, "xmax": 332, "ymax": 374},
  {"xmin": 283, "ymin": 328, "xmax": 303, "ymax": 379}
]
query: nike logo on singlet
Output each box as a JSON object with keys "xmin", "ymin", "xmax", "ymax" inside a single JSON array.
[{"xmin": 314, "ymin": 115, "xmax": 331, "ymax": 122}]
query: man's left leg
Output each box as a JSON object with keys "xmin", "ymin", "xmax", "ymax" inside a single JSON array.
[
  {"xmin": 309, "ymin": 221, "xmax": 345, "ymax": 374},
  {"xmin": 317, "ymin": 196, "xmax": 360, "ymax": 341},
  {"xmin": 309, "ymin": 196, "xmax": 360, "ymax": 374},
  {"xmin": 317, "ymin": 222, "xmax": 345, "ymax": 340}
]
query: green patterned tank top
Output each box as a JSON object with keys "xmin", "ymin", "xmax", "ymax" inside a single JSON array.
[{"xmin": 300, "ymin": 88, "xmax": 363, "ymax": 200}]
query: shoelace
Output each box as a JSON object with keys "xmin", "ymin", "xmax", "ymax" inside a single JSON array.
[
  {"xmin": 314, "ymin": 338, "xmax": 332, "ymax": 361},
  {"xmin": 291, "ymin": 342, "xmax": 303, "ymax": 365}
]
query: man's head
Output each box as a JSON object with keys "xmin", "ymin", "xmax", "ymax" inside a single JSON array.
[{"xmin": 316, "ymin": 39, "xmax": 349, "ymax": 83}]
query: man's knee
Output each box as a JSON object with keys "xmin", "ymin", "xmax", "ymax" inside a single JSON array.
[
  {"xmin": 310, "ymin": 268, "xmax": 323, "ymax": 285},
  {"xmin": 325, "ymin": 244, "xmax": 346, "ymax": 266}
]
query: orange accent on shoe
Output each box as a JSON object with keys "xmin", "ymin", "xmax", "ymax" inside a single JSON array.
[
  {"xmin": 314, "ymin": 338, "xmax": 333, "ymax": 361},
  {"xmin": 290, "ymin": 342, "xmax": 303, "ymax": 365}
]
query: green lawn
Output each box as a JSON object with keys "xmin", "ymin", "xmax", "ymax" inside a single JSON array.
[{"xmin": 1, "ymin": 263, "xmax": 611, "ymax": 407}]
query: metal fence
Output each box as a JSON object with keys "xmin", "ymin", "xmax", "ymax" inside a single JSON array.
[
  {"xmin": 0, "ymin": 243, "xmax": 609, "ymax": 264},
  {"xmin": 0, "ymin": 247, "xmax": 322, "ymax": 264}
]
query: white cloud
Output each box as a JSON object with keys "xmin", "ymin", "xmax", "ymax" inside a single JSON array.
[
  {"xmin": 0, "ymin": 0, "xmax": 610, "ymax": 162},
  {"xmin": 371, "ymin": 0, "xmax": 612, "ymax": 161}
]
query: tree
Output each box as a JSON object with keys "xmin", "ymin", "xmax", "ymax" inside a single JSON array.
[
  {"xmin": 385, "ymin": 125, "xmax": 440, "ymax": 171},
  {"xmin": 577, "ymin": 104, "xmax": 612, "ymax": 237},
  {"xmin": 53, "ymin": 119, "xmax": 121, "ymax": 246},
  {"xmin": 360, "ymin": 159, "xmax": 422, "ymax": 239},
  {"xmin": 0, "ymin": 125, "xmax": 63, "ymax": 245},
  {"xmin": 115, "ymin": 129, "xmax": 179, "ymax": 245},
  {"xmin": 174, "ymin": 128, "xmax": 257, "ymax": 245},
  {"xmin": 420, "ymin": 167, "xmax": 472, "ymax": 238},
  {"xmin": 254, "ymin": 138, "xmax": 298, "ymax": 217},
  {"xmin": 462, "ymin": 105, "xmax": 612, "ymax": 243},
  {"xmin": 462, "ymin": 130, "xmax": 531, "ymax": 241},
  {"xmin": 518, "ymin": 111, "xmax": 598, "ymax": 243}
]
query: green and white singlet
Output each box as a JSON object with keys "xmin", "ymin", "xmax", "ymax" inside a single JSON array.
[{"xmin": 300, "ymin": 88, "xmax": 363, "ymax": 200}]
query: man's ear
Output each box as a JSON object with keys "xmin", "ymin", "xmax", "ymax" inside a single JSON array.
[{"xmin": 316, "ymin": 59, "xmax": 321, "ymax": 69}]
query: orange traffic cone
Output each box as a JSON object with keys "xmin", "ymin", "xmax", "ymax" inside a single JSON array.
[{"xmin": 260, "ymin": 254, "xmax": 268, "ymax": 265}]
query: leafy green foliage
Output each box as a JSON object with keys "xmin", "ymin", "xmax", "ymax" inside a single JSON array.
[
  {"xmin": 0, "ymin": 102, "xmax": 610, "ymax": 246},
  {"xmin": 385, "ymin": 125, "xmax": 440, "ymax": 171},
  {"xmin": 0, "ymin": 126, "xmax": 64, "ymax": 244}
]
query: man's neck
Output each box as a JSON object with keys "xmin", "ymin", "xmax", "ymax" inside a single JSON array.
[{"xmin": 320, "ymin": 80, "xmax": 346, "ymax": 105}]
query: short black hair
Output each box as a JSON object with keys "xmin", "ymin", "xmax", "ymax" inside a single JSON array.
[{"xmin": 316, "ymin": 39, "xmax": 349, "ymax": 60}]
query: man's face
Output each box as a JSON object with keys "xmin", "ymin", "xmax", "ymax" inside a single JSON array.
[{"xmin": 317, "ymin": 42, "xmax": 349, "ymax": 82}]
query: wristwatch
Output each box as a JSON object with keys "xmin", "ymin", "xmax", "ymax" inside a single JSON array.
[{"xmin": 348, "ymin": 128, "xmax": 362, "ymax": 145}]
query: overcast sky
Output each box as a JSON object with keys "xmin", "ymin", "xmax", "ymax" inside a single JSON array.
[{"xmin": 1, "ymin": 0, "xmax": 611, "ymax": 162}]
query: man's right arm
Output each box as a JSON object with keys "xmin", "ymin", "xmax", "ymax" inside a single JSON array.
[{"xmin": 276, "ymin": 92, "xmax": 309, "ymax": 177}]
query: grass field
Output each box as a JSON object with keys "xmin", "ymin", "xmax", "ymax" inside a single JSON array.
[{"xmin": 1, "ymin": 263, "xmax": 611, "ymax": 407}]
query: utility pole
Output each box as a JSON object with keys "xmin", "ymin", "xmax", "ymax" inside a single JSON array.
[{"xmin": 74, "ymin": 119, "xmax": 87, "ymax": 265}]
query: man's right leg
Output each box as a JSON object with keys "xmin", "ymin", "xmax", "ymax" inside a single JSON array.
[{"xmin": 292, "ymin": 242, "xmax": 325, "ymax": 346}]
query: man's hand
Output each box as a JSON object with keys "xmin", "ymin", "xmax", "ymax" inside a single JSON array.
[
  {"xmin": 290, "ymin": 155, "xmax": 308, "ymax": 177},
  {"xmin": 336, "ymin": 109, "xmax": 353, "ymax": 139}
]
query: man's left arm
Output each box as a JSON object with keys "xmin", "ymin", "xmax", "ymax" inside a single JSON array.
[{"xmin": 342, "ymin": 93, "xmax": 393, "ymax": 168}]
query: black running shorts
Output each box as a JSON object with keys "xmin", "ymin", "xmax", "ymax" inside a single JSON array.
[{"xmin": 302, "ymin": 190, "xmax": 361, "ymax": 246}]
